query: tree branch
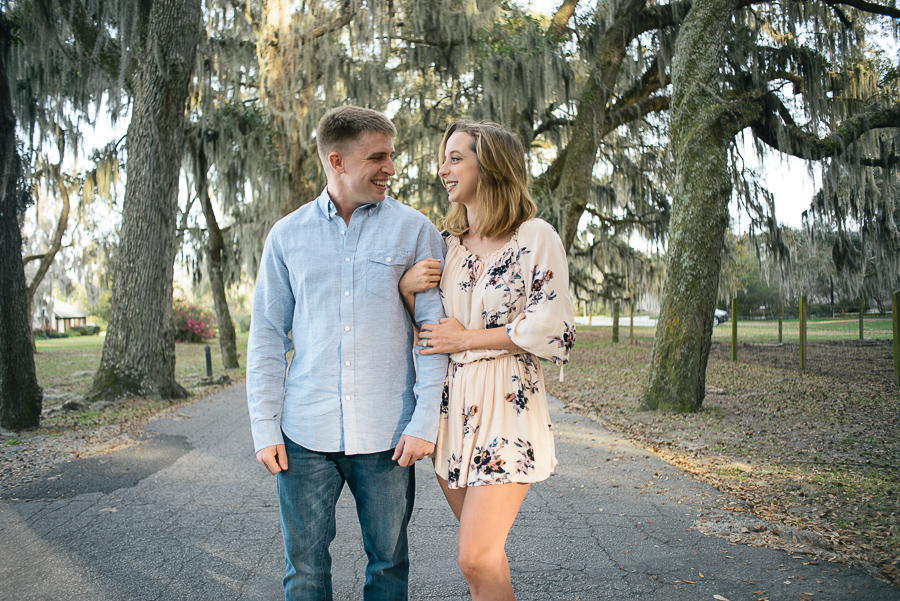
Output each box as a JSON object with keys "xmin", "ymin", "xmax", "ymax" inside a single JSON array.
[
  {"xmin": 632, "ymin": 0, "xmax": 768, "ymax": 40},
  {"xmin": 23, "ymin": 253, "xmax": 47, "ymax": 265},
  {"xmin": 547, "ymin": 0, "xmax": 580, "ymax": 37},
  {"xmin": 752, "ymin": 100, "xmax": 900, "ymax": 161},
  {"xmin": 604, "ymin": 94, "xmax": 671, "ymax": 135},
  {"xmin": 823, "ymin": 0, "xmax": 900, "ymax": 19},
  {"xmin": 301, "ymin": 5, "xmax": 359, "ymax": 40},
  {"xmin": 52, "ymin": 0, "xmax": 133, "ymax": 92}
]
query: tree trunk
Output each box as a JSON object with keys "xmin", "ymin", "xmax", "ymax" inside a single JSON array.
[
  {"xmin": 553, "ymin": 0, "xmax": 648, "ymax": 251},
  {"xmin": 0, "ymin": 15, "xmax": 43, "ymax": 429},
  {"xmin": 25, "ymin": 173, "xmax": 71, "ymax": 351},
  {"xmin": 195, "ymin": 144, "xmax": 239, "ymax": 369},
  {"xmin": 258, "ymin": 6, "xmax": 321, "ymax": 216},
  {"xmin": 642, "ymin": 0, "xmax": 738, "ymax": 412},
  {"xmin": 88, "ymin": 0, "xmax": 201, "ymax": 402}
]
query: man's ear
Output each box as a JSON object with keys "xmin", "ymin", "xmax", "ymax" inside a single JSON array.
[{"xmin": 328, "ymin": 151, "xmax": 344, "ymax": 174}]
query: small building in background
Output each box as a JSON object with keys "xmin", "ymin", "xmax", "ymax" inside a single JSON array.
[{"xmin": 34, "ymin": 299, "xmax": 89, "ymax": 333}]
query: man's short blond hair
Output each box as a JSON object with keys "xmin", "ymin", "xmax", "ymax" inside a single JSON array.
[{"xmin": 316, "ymin": 106, "xmax": 397, "ymax": 165}]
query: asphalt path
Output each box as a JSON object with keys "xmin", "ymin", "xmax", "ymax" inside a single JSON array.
[{"xmin": 1, "ymin": 384, "xmax": 897, "ymax": 601}]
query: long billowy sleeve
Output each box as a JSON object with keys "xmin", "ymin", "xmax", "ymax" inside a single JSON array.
[{"xmin": 506, "ymin": 219, "xmax": 576, "ymax": 366}]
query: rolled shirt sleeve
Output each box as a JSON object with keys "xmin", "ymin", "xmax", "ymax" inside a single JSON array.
[{"xmin": 403, "ymin": 228, "xmax": 450, "ymax": 444}]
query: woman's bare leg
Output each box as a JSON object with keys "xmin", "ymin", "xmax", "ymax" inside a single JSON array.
[
  {"xmin": 437, "ymin": 476, "xmax": 529, "ymax": 601},
  {"xmin": 436, "ymin": 474, "xmax": 466, "ymax": 520}
]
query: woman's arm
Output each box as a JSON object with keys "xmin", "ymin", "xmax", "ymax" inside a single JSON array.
[
  {"xmin": 417, "ymin": 318, "xmax": 522, "ymax": 355},
  {"xmin": 399, "ymin": 258, "xmax": 442, "ymax": 323}
]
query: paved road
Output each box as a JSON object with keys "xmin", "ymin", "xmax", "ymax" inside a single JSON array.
[{"xmin": 1, "ymin": 384, "xmax": 897, "ymax": 600}]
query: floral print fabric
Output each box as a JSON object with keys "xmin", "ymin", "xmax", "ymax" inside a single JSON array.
[{"xmin": 433, "ymin": 219, "xmax": 576, "ymax": 488}]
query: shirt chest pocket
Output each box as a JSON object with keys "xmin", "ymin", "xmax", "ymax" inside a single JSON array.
[{"xmin": 366, "ymin": 249, "xmax": 411, "ymax": 300}]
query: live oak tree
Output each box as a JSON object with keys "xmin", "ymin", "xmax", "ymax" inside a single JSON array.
[
  {"xmin": 86, "ymin": 0, "xmax": 203, "ymax": 400},
  {"xmin": 643, "ymin": 0, "xmax": 899, "ymax": 412},
  {"xmin": 184, "ymin": 1, "xmax": 678, "ymax": 308},
  {"xmin": 8, "ymin": 0, "xmax": 204, "ymax": 401},
  {"xmin": 0, "ymin": 8, "xmax": 42, "ymax": 430}
]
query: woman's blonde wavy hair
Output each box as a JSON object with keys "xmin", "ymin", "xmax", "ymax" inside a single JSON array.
[{"xmin": 440, "ymin": 120, "xmax": 536, "ymax": 238}]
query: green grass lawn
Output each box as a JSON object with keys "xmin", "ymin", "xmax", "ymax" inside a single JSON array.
[
  {"xmin": 35, "ymin": 332, "xmax": 250, "ymax": 400},
  {"xmin": 578, "ymin": 314, "xmax": 896, "ymax": 344},
  {"xmin": 710, "ymin": 316, "xmax": 895, "ymax": 343}
]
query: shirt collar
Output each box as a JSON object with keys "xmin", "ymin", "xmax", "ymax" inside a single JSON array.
[{"xmin": 316, "ymin": 187, "xmax": 386, "ymax": 221}]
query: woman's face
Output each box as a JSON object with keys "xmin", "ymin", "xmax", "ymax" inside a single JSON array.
[{"xmin": 439, "ymin": 132, "xmax": 479, "ymax": 207}]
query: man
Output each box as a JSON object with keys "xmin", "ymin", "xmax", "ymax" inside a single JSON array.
[{"xmin": 247, "ymin": 106, "xmax": 448, "ymax": 601}]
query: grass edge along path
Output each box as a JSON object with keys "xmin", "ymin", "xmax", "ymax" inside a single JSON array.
[{"xmin": 546, "ymin": 327, "xmax": 899, "ymax": 587}]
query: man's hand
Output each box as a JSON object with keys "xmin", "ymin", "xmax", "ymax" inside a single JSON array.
[
  {"xmin": 391, "ymin": 434, "xmax": 435, "ymax": 467},
  {"xmin": 256, "ymin": 444, "xmax": 288, "ymax": 475}
]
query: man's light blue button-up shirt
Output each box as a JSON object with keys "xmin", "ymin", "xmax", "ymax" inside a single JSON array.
[{"xmin": 246, "ymin": 188, "xmax": 449, "ymax": 455}]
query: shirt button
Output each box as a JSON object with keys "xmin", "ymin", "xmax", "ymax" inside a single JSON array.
[
  {"xmin": 344, "ymin": 326, "xmax": 350, "ymax": 331},
  {"xmin": 344, "ymin": 361, "xmax": 350, "ymax": 366},
  {"xmin": 345, "ymin": 257, "xmax": 350, "ymax": 262},
  {"xmin": 386, "ymin": 257, "xmax": 391, "ymax": 262},
  {"xmin": 345, "ymin": 395, "xmax": 351, "ymax": 401},
  {"xmin": 344, "ymin": 291, "xmax": 350, "ymax": 296}
]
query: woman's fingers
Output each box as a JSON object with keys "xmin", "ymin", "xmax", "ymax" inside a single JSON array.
[{"xmin": 400, "ymin": 259, "xmax": 442, "ymax": 293}]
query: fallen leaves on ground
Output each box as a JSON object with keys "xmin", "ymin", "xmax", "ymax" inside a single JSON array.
[{"xmin": 547, "ymin": 329, "xmax": 900, "ymax": 586}]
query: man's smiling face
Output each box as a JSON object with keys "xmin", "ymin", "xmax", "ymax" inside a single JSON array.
[{"xmin": 331, "ymin": 131, "xmax": 396, "ymax": 206}]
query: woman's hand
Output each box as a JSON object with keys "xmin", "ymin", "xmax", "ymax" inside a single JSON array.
[
  {"xmin": 399, "ymin": 258, "xmax": 442, "ymax": 295},
  {"xmin": 418, "ymin": 317, "xmax": 469, "ymax": 354}
]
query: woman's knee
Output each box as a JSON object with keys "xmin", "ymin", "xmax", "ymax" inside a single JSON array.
[{"xmin": 457, "ymin": 545, "xmax": 501, "ymax": 582}]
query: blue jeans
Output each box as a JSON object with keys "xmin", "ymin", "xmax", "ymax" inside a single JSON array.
[{"xmin": 277, "ymin": 435, "xmax": 414, "ymax": 601}]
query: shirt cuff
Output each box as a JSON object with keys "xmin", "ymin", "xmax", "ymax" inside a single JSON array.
[
  {"xmin": 401, "ymin": 406, "xmax": 440, "ymax": 444},
  {"xmin": 251, "ymin": 418, "xmax": 285, "ymax": 454}
]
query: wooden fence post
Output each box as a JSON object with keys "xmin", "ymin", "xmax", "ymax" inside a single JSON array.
[
  {"xmin": 612, "ymin": 301, "xmax": 620, "ymax": 343},
  {"xmin": 778, "ymin": 304, "xmax": 783, "ymax": 343},
  {"xmin": 629, "ymin": 301, "xmax": 635, "ymax": 345},
  {"xmin": 893, "ymin": 290, "xmax": 899, "ymax": 388},
  {"xmin": 800, "ymin": 295, "xmax": 808, "ymax": 371},
  {"xmin": 731, "ymin": 297, "xmax": 738, "ymax": 362},
  {"xmin": 859, "ymin": 297, "xmax": 865, "ymax": 341}
]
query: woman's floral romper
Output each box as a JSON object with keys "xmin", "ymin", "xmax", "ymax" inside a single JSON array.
[{"xmin": 433, "ymin": 218, "xmax": 576, "ymax": 488}]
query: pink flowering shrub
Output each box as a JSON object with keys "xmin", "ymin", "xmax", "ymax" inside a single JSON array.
[{"xmin": 173, "ymin": 299, "xmax": 216, "ymax": 342}]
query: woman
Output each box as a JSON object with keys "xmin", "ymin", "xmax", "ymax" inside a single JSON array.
[{"xmin": 400, "ymin": 120, "xmax": 576, "ymax": 600}]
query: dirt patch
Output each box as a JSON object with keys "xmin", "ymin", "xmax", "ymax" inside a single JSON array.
[
  {"xmin": 709, "ymin": 338, "xmax": 896, "ymax": 385},
  {"xmin": 547, "ymin": 329, "xmax": 900, "ymax": 586}
]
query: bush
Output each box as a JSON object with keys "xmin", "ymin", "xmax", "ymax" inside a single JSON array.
[
  {"xmin": 68, "ymin": 326, "xmax": 84, "ymax": 335},
  {"xmin": 173, "ymin": 299, "xmax": 216, "ymax": 342}
]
